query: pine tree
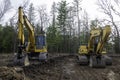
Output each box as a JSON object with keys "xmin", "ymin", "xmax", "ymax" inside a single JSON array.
[
  {"xmin": 57, "ymin": 0, "xmax": 67, "ymax": 34},
  {"xmin": 57, "ymin": 0, "xmax": 68, "ymax": 52}
]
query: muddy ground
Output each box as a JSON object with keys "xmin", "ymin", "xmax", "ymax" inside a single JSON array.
[{"xmin": 0, "ymin": 53, "xmax": 120, "ymax": 80}]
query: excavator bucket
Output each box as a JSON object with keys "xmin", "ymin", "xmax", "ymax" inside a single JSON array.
[{"xmin": 13, "ymin": 53, "xmax": 30, "ymax": 66}]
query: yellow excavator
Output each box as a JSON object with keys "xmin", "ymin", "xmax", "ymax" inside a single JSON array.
[
  {"xmin": 78, "ymin": 25, "xmax": 112, "ymax": 67},
  {"xmin": 14, "ymin": 7, "xmax": 47, "ymax": 66}
]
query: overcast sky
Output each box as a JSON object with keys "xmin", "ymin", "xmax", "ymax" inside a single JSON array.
[
  {"xmin": 2, "ymin": 0, "xmax": 107, "ymax": 24},
  {"xmin": 11, "ymin": 0, "xmax": 106, "ymax": 18}
]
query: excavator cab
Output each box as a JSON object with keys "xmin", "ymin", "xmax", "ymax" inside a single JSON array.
[{"xmin": 35, "ymin": 34, "xmax": 48, "ymax": 61}]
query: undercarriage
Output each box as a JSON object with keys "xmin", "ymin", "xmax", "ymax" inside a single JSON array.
[
  {"xmin": 78, "ymin": 54, "xmax": 112, "ymax": 68},
  {"xmin": 13, "ymin": 52, "xmax": 48, "ymax": 66}
]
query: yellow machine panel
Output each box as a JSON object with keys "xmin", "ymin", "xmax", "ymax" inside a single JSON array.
[{"xmin": 78, "ymin": 45, "xmax": 88, "ymax": 54}]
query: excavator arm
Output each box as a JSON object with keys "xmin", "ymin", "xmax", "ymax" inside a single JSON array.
[
  {"xmin": 23, "ymin": 15, "xmax": 35, "ymax": 52},
  {"xmin": 87, "ymin": 25, "xmax": 111, "ymax": 54},
  {"xmin": 96, "ymin": 25, "xmax": 111, "ymax": 54},
  {"xmin": 18, "ymin": 7, "xmax": 25, "ymax": 46},
  {"xmin": 87, "ymin": 27, "xmax": 101, "ymax": 53},
  {"xmin": 18, "ymin": 7, "xmax": 35, "ymax": 52}
]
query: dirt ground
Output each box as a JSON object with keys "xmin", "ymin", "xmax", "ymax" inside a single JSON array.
[{"xmin": 0, "ymin": 53, "xmax": 120, "ymax": 80}]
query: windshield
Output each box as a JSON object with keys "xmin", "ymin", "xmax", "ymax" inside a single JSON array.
[{"xmin": 36, "ymin": 35, "xmax": 45, "ymax": 49}]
